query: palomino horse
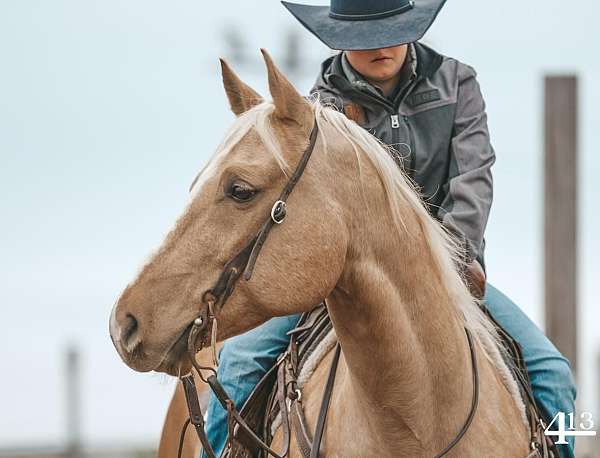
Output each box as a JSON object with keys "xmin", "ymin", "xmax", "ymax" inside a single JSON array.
[{"xmin": 110, "ymin": 50, "xmax": 530, "ymax": 457}]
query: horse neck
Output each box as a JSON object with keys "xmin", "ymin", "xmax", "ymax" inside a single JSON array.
[{"xmin": 326, "ymin": 175, "xmax": 477, "ymax": 450}]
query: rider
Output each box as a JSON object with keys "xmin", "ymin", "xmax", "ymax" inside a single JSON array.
[{"xmin": 203, "ymin": 1, "xmax": 577, "ymax": 456}]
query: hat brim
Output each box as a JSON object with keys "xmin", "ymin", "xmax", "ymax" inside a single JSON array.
[{"xmin": 282, "ymin": 0, "xmax": 447, "ymax": 51}]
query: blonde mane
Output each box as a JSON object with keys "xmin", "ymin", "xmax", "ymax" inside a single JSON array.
[{"xmin": 193, "ymin": 98, "xmax": 525, "ymax": 419}]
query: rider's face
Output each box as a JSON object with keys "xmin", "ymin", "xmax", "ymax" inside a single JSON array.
[{"xmin": 345, "ymin": 45, "xmax": 408, "ymax": 83}]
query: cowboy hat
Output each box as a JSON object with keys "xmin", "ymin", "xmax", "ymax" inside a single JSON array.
[{"xmin": 282, "ymin": 0, "xmax": 447, "ymax": 50}]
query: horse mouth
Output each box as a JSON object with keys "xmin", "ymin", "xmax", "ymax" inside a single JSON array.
[{"xmin": 155, "ymin": 321, "xmax": 208, "ymax": 376}]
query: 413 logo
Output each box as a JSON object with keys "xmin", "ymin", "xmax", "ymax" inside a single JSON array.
[{"xmin": 544, "ymin": 412, "xmax": 597, "ymax": 444}]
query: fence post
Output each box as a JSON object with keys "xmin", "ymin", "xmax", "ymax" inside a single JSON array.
[
  {"xmin": 543, "ymin": 75, "xmax": 578, "ymax": 374},
  {"xmin": 65, "ymin": 345, "xmax": 82, "ymax": 458}
]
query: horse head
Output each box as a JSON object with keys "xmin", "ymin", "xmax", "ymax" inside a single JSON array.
[{"xmin": 110, "ymin": 51, "xmax": 348, "ymax": 375}]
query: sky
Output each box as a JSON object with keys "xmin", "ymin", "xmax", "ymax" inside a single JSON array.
[{"xmin": 0, "ymin": 0, "xmax": 599, "ymax": 451}]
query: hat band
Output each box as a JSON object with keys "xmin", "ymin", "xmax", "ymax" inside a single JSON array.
[{"xmin": 329, "ymin": 0, "xmax": 414, "ymax": 21}]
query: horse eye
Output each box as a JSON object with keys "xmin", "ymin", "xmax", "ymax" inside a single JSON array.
[{"xmin": 228, "ymin": 181, "xmax": 257, "ymax": 202}]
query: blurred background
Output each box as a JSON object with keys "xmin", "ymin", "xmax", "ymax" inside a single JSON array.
[{"xmin": 1, "ymin": 0, "xmax": 598, "ymax": 456}]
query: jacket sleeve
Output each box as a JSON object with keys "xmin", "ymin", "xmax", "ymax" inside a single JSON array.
[{"xmin": 436, "ymin": 64, "xmax": 495, "ymax": 264}]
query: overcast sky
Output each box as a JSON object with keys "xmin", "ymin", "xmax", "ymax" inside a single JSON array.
[{"xmin": 1, "ymin": 0, "xmax": 598, "ymax": 450}]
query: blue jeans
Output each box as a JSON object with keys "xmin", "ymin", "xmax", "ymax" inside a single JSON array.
[{"xmin": 203, "ymin": 284, "xmax": 576, "ymax": 457}]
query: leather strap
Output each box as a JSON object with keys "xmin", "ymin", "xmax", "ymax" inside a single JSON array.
[
  {"xmin": 290, "ymin": 401, "xmax": 313, "ymax": 458},
  {"xmin": 197, "ymin": 121, "xmax": 320, "ymax": 322},
  {"xmin": 208, "ymin": 373, "xmax": 289, "ymax": 458},
  {"xmin": 433, "ymin": 327, "xmax": 479, "ymax": 458},
  {"xmin": 243, "ymin": 123, "xmax": 320, "ymax": 280},
  {"xmin": 276, "ymin": 361, "xmax": 292, "ymax": 455},
  {"xmin": 309, "ymin": 343, "xmax": 341, "ymax": 458},
  {"xmin": 180, "ymin": 374, "xmax": 217, "ymax": 458}
]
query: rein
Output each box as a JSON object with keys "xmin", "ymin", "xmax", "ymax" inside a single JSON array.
[{"xmin": 174, "ymin": 119, "xmax": 483, "ymax": 457}]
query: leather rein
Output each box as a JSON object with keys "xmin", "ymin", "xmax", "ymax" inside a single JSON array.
[{"xmin": 176, "ymin": 119, "xmax": 482, "ymax": 457}]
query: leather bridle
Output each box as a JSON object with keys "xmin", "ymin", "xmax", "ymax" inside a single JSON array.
[{"xmin": 175, "ymin": 119, "xmax": 482, "ymax": 458}]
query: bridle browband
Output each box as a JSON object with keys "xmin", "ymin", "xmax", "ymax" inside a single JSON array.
[{"xmin": 176, "ymin": 118, "xmax": 481, "ymax": 458}]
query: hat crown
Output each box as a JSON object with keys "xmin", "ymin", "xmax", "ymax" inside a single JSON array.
[{"xmin": 329, "ymin": 0, "xmax": 414, "ymax": 20}]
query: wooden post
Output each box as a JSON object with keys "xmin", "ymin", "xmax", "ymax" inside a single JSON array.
[
  {"xmin": 65, "ymin": 345, "xmax": 82, "ymax": 458},
  {"xmin": 544, "ymin": 75, "xmax": 578, "ymax": 374}
]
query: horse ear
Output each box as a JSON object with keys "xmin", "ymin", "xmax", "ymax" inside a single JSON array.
[
  {"xmin": 260, "ymin": 49, "xmax": 312, "ymax": 125},
  {"xmin": 220, "ymin": 58, "xmax": 263, "ymax": 116}
]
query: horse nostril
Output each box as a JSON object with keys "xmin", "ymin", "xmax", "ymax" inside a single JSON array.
[{"xmin": 121, "ymin": 313, "xmax": 139, "ymax": 348}]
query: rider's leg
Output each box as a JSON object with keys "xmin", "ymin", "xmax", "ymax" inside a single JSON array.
[
  {"xmin": 484, "ymin": 283, "xmax": 576, "ymax": 458},
  {"xmin": 202, "ymin": 314, "xmax": 301, "ymax": 457}
]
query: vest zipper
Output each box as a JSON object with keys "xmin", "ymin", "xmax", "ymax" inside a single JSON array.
[{"xmin": 390, "ymin": 115, "xmax": 403, "ymax": 167}]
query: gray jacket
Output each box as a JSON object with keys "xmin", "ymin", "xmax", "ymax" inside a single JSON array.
[{"xmin": 310, "ymin": 42, "xmax": 495, "ymax": 266}]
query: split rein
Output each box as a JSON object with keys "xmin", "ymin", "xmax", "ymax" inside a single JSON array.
[{"xmin": 174, "ymin": 120, "xmax": 482, "ymax": 458}]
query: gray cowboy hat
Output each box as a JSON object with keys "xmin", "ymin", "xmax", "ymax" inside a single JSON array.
[{"xmin": 282, "ymin": 0, "xmax": 447, "ymax": 50}]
